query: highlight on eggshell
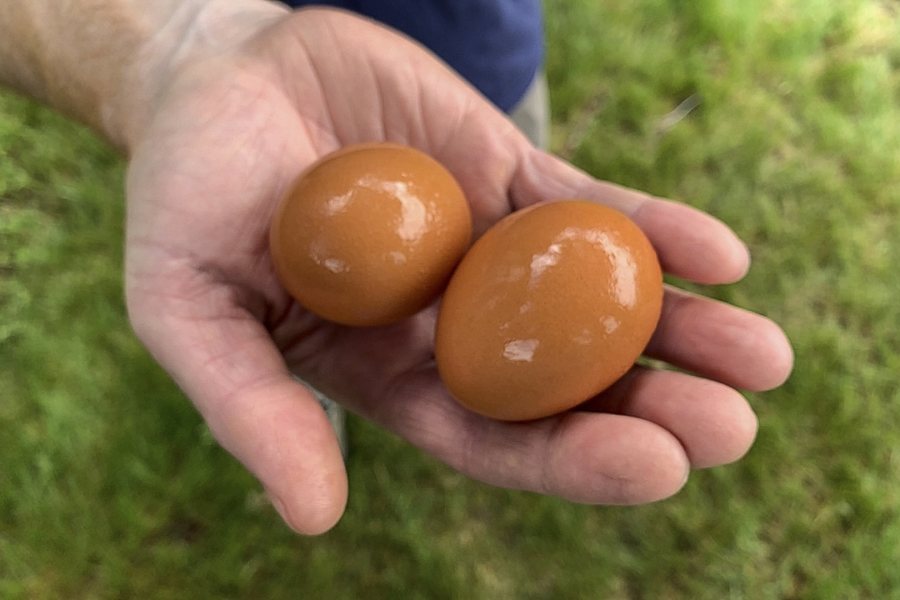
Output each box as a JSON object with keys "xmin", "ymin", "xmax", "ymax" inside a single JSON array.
[
  {"xmin": 435, "ymin": 200, "xmax": 664, "ymax": 421},
  {"xmin": 269, "ymin": 143, "xmax": 473, "ymax": 326}
]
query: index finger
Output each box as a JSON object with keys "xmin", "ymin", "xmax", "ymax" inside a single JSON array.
[{"xmin": 510, "ymin": 149, "xmax": 751, "ymax": 285}]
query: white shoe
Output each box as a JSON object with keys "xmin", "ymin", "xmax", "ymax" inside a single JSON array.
[
  {"xmin": 316, "ymin": 392, "xmax": 349, "ymax": 460},
  {"xmin": 293, "ymin": 376, "xmax": 349, "ymax": 459}
]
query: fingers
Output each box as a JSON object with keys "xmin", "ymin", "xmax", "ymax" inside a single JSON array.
[
  {"xmin": 128, "ymin": 281, "xmax": 347, "ymax": 535},
  {"xmin": 362, "ymin": 367, "xmax": 690, "ymax": 505},
  {"xmin": 360, "ymin": 362, "xmax": 758, "ymax": 507},
  {"xmin": 583, "ymin": 368, "xmax": 758, "ymax": 468},
  {"xmin": 632, "ymin": 200, "xmax": 750, "ymax": 284},
  {"xmin": 510, "ymin": 150, "xmax": 751, "ymax": 284},
  {"xmin": 647, "ymin": 287, "xmax": 794, "ymax": 391}
]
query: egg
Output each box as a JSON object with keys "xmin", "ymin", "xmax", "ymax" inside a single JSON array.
[
  {"xmin": 435, "ymin": 200, "xmax": 663, "ymax": 421},
  {"xmin": 269, "ymin": 143, "xmax": 472, "ymax": 326}
]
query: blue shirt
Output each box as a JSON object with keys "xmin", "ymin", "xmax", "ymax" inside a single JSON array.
[{"xmin": 282, "ymin": 1, "xmax": 544, "ymax": 112}]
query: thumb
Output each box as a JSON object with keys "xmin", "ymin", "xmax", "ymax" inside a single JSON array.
[{"xmin": 128, "ymin": 280, "xmax": 348, "ymax": 535}]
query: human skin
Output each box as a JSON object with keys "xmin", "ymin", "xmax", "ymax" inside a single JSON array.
[{"xmin": 0, "ymin": 1, "xmax": 793, "ymax": 534}]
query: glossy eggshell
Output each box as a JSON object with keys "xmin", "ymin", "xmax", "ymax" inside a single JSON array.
[
  {"xmin": 435, "ymin": 200, "xmax": 663, "ymax": 421},
  {"xmin": 270, "ymin": 143, "xmax": 472, "ymax": 326}
]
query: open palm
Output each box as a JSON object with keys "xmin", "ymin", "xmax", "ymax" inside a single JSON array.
[{"xmin": 125, "ymin": 8, "xmax": 792, "ymax": 534}]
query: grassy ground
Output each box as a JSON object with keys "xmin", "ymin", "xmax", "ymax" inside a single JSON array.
[{"xmin": 2, "ymin": 0, "xmax": 899, "ymax": 597}]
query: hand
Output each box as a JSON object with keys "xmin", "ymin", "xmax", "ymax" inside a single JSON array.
[{"xmin": 125, "ymin": 6, "xmax": 793, "ymax": 534}]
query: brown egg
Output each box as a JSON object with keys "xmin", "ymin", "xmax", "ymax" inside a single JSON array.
[
  {"xmin": 270, "ymin": 143, "xmax": 472, "ymax": 326},
  {"xmin": 435, "ymin": 200, "xmax": 663, "ymax": 421}
]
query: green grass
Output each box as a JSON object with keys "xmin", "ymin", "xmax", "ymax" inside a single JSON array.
[{"xmin": 3, "ymin": 0, "xmax": 900, "ymax": 597}]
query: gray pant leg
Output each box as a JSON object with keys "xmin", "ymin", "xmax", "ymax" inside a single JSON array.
[{"xmin": 509, "ymin": 71, "xmax": 550, "ymax": 150}]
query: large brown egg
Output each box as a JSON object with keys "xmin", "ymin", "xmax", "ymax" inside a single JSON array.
[
  {"xmin": 435, "ymin": 200, "xmax": 663, "ymax": 421},
  {"xmin": 270, "ymin": 143, "xmax": 472, "ymax": 326}
]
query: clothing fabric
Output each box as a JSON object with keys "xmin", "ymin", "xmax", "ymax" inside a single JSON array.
[
  {"xmin": 282, "ymin": 0, "xmax": 544, "ymax": 112},
  {"xmin": 509, "ymin": 70, "xmax": 549, "ymax": 149}
]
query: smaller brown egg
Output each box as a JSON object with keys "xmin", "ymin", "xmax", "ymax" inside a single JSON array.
[
  {"xmin": 435, "ymin": 200, "xmax": 663, "ymax": 421},
  {"xmin": 270, "ymin": 143, "xmax": 472, "ymax": 326}
]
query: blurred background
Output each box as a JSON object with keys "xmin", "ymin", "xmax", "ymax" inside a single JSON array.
[{"xmin": 2, "ymin": 0, "xmax": 899, "ymax": 597}]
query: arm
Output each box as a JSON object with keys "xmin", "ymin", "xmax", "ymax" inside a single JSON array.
[{"xmin": 0, "ymin": 0, "xmax": 286, "ymax": 150}]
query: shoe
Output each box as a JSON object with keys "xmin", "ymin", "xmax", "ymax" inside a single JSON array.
[
  {"xmin": 316, "ymin": 392, "xmax": 349, "ymax": 460},
  {"xmin": 294, "ymin": 375, "xmax": 349, "ymax": 459}
]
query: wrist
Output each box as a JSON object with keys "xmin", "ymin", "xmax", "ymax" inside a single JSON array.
[{"xmin": 115, "ymin": 0, "xmax": 289, "ymax": 152}]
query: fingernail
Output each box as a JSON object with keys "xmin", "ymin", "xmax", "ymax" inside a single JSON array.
[{"xmin": 266, "ymin": 490, "xmax": 300, "ymax": 533}]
